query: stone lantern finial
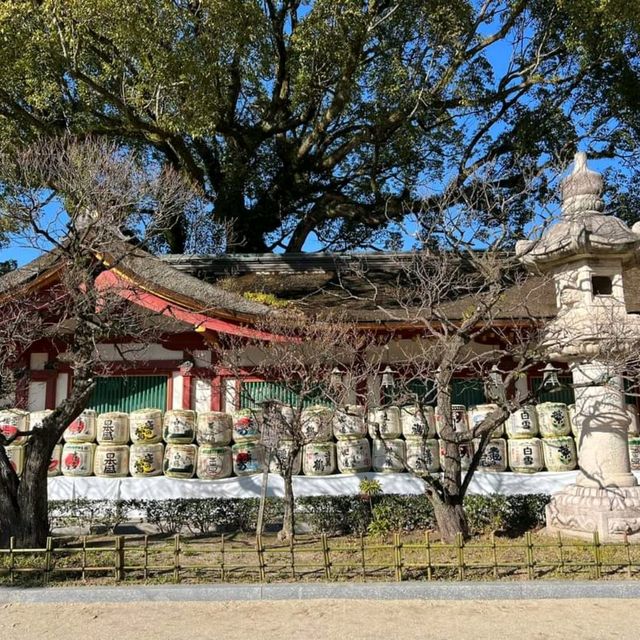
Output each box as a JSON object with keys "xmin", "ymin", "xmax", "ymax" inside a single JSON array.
[{"xmin": 561, "ymin": 152, "xmax": 604, "ymax": 217}]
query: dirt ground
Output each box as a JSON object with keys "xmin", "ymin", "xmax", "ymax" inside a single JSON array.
[{"xmin": 1, "ymin": 598, "xmax": 639, "ymax": 640}]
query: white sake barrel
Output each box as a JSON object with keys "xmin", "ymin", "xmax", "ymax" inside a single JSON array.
[
  {"xmin": 405, "ymin": 438, "xmax": 440, "ymax": 474},
  {"xmin": 336, "ymin": 438, "xmax": 371, "ymax": 473},
  {"xmin": 507, "ymin": 405, "xmax": 540, "ymax": 438},
  {"xmin": 63, "ymin": 410, "xmax": 97, "ymax": 443},
  {"xmin": 94, "ymin": 445, "xmax": 130, "ymax": 477},
  {"xmin": 130, "ymin": 408, "xmax": 163, "ymax": 444},
  {"xmin": 30, "ymin": 410, "xmax": 53, "ymax": 430},
  {"xmin": 301, "ymin": 405, "xmax": 333, "ymax": 442},
  {"xmin": 163, "ymin": 443, "xmax": 197, "ymax": 478},
  {"xmin": 130, "ymin": 443, "xmax": 164, "ymax": 477},
  {"xmin": 475, "ymin": 438, "xmax": 508, "ymax": 473},
  {"xmin": 197, "ymin": 411, "xmax": 233, "ymax": 445},
  {"xmin": 197, "ymin": 445, "xmax": 233, "ymax": 480},
  {"xmin": 508, "ymin": 438, "xmax": 543, "ymax": 473},
  {"xmin": 232, "ymin": 409, "xmax": 262, "ymax": 442},
  {"xmin": 400, "ymin": 405, "xmax": 436, "ymax": 439},
  {"xmin": 4, "ymin": 445, "xmax": 24, "ymax": 476},
  {"xmin": 439, "ymin": 441, "xmax": 474, "ymax": 471},
  {"xmin": 469, "ymin": 404, "xmax": 505, "ymax": 437},
  {"xmin": 269, "ymin": 441, "xmax": 302, "ymax": 475},
  {"xmin": 436, "ymin": 404, "xmax": 469, "ymax": 436},
  {"xmin": 96, "ymin": 412, "xmax": 129, "ymax": 445},
  {"xmin": 372, "ymin": 438, "xmax": 405, "ymax": 473},
  {"xmin": 628, "ymin": 404, "xmax": 639, "ymax": 436},
  {"xmin": 629, "ymin": 438, "xmax": 640, "ymax": 471},
  {"xmin": 302, "ymin": 442, "xmax": 337, "ymax": 476},
  {"xmin": 368, "ymin": 406, "xmax": 402, "ymax": 439},
  {"xmin": 537, "ymin": 402, "xmax": 571, "ymax": 438},
  {"xmin": 568, "ymin": 404, "xmax": 581, "ymax": 438},
  {"xmin": 61, "ymin": 442, "xmax": 95, "ymax": 477},
  {"xmin": 0, "ymin": 409, "xmax": 29, "ymax": 446},
  {"xmin": 232, "ymin": 442, "xmax": 265, "ymax": 476},
  {"xmin": 333, "ymin": 405, "xmax": 366, "ymax": 440},
  {"xmin": 542, "ymin": 436, "xmax": 577, "ymax": 472},
  {"xmin": 163, "ymin": 409, "xmax": 196, "ymax": 444},
  {"xmin": 48, "ymin": 444, "xmax": 62, "ymax": 477}
]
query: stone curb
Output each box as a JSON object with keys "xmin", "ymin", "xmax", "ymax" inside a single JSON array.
[{"xmin": 1, "ymin": 581, "xmax": 640, "ymax": 604}]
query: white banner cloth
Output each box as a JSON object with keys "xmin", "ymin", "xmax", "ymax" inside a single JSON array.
[{"xmin": 47, "ymin": 470, "xmax": 640, "ymax": 501}]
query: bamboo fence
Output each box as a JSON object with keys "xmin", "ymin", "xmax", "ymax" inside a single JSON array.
[{"xmin": 2, "ymin": 531, "xmax": 640, "ymax": 586}]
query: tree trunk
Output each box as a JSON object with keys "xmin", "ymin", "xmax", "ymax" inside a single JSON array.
[
  {"xmin": 278, "ymin": 471, "xmax": 295, "ymax": 541},
  {"xmin": 432, "ymin": 497, "xmax": 469, "ymax": 543},
  {"xmin": 0, "ymin": 448, "xmax": 19, "ymax": 548}
]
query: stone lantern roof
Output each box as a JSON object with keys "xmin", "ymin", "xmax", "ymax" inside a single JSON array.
[{"xmin": 517, "ymin": 152, "xmax": 640, "ymax": 269}]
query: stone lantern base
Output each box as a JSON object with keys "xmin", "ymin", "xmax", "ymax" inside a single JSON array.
[{"xmin": 546, "ymin": 484, "xmax": 640, "ymax": 542}]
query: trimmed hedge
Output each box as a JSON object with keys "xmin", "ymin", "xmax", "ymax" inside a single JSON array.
[{"xmin": 49, "ymin": 493, "xmax": 550, "ymax": 537}]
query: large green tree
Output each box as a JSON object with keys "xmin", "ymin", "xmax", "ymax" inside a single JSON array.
[{"xmin": 0, "ymin": 1, "xmax": 638, "ymax": 253}]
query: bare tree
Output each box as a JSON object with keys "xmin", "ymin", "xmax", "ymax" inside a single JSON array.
[
  {"xmin": 0, "ymin": 137, "xmax": 203, "ymax": 547},
  {"xmin": 215, "ymin": 311, "xmax": 378, "ymax": 541}
]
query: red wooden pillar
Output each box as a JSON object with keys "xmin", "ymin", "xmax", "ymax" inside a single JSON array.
[
  {"xmin": 211, "ymin": 376, "xmax": 222, "ymax": 411},
  {"xmin": 182, "ymin": 372, "xmax": 193, "ymax": 410},
  {"xmin": 45, "ymin": 372, "xmax": 57, "ymax": 410}
]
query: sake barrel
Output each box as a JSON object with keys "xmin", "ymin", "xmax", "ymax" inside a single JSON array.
[
  {"xmin": 163, "ymin": 443, "xmax": 197, "ymax": 478},
  {"xmin": 508, "ymin": 438, "xmax": 543, "ymax": 473},
  {"xmin": 48, "ymin": 444, "xmax": 62, "ymax": 477},
  {"xmin": 30, "ymin": 410, "xmax": 53, "ymax": 430},
  {"xmin": 542, "ymin": 436, "xmax": 577, "ymax": 472},
  {"xmin": 232, "ymin": 442, "xmax": 265, "ymax": 476},
  {"xmin": 537, "ymin": 402, "xmax": 571, "ymax": 438},
  {"xmin": 372, "ymin": 438, "xmax": 405, "ymax": 473},
  {"xmin": 163, "ymin": 409, "xmax": 196, "ymax": 444},
  {"xmin": 63, "ymin": 409, "xmax": 97, "ymax": 443},
  {"xmin": 568, "ymin": 404, "xmax": 581, "ymax": 438},
  {"xmin": 130, "ymin": 408, "xmax": 163, "ymax": 444},
  {"xmin": 269, "ymin": 441, "xmax": 302, "ymax": 475},
  {"xmin": 96, "ymin": 412, "xmax": 129, "ymax": 445},
  {"xmin": 506, "ymin": 405, "xmax": 540, "ymax": 439},
  {"xmin": 94, "ymin": 444, "xmax": 130, "ymax": 477},
  {"xmin": 232, "ymin": 409, "xmax": 262, "ymax": 442},
  {"xmin": 333, "ymin": 405, "xmax": 366, "ymax": 440},
  {"xmin": 475, "ymin": 438, "xmax": 508, "ymax": 473},
  {"xmin": 629, "ymin": 438, "xmax": 640, "ymax": 471},
  {"xmin": 400, "ymin": 405, "xmax": 436, "ymax": 439},
  {"xmin": 439, "ymin": 441, "xmax": 474, "ymax": 471},
  {"xmin": 301, "ymin": 405, "xmax": 333, "ymax": 442},
  {"xmin": 130, "ymin": 443, "xmax": 164, "ymax": 477},
  {"xmin": 4, "ymin": 445, "xmax": 24, "ymax": 476},
  {"xmin": 197, "ymin": 411, "xmax": 232, "ymax": 446},
  {"xmin": 469, "ymin": 404, "xmax": 505, "ymax": 437},
  {"xmin": 628, "ymin": 404, "xmax": 640, "ymax": 436},
  {"xmin": 61, "ymin": 442, "xmax": 95, "ymax": 477},
  {"xmin": 405, "ymin": 438, "xmax": 440, "ymax": 474},
  {"xmin": 0, "ymin": 409, "xmax": 29, "ymax": 446},
  {"xmin": 197, "ymin": 445, "xmax": 233, "ymax": 480},
  {"xmin": 302, "ymin": 442, "xmax": 337, "ymax": 476},
  {"xmin": 368, "ymin": 406, "xmax": 402, "ymax": 439},
  {"xmin": 336, "ymin": 438, "xmax": 371, "ymax": 473},
  {"xmin": 436, "ymin": 404, "xmax": 469, "ymax": 436}
]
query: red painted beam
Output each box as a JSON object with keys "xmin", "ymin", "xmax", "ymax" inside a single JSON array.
[{"xmin": 95, "ymin": 270, "xmax": 287, "ymax": 342}]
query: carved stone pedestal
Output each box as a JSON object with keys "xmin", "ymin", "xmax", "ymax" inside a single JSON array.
[{"xmin": 546, "ymin": 484, "xmax": 640, "ymax": 542}]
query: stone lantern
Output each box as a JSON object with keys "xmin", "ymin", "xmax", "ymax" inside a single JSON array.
[{"xmin": 517, "ymin": 152, "xmax": 640, "ymax": 541}]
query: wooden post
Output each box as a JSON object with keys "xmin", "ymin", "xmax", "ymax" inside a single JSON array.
[
  {"xmin": 9, "ymin": 537, "xmax": 14, "ymax": 585},
  {"xmin": 173, "ymin": 534, "xmax": 181, "ymax": 583},
  {"xmin": 44, "ymin": 537, "xmax": 53, "ymax": 586},
  {"xmin": 456, "ymin": 532, "xmax": 465, "ymax": 581},
  {"xmin": 289, "ymin": 535, "xmax": 296, "ymax": 580},
  {"xmin": 394, "ymin": 532, "xmax": 403, "ymax": 582},
  {"xmin": 256, "ymin": 534, "xmax": 266, "ymax": 582},
  {"xmin": 625, "ymin": 533, "xmax": 632, "ymax": 578},
  {"xmin": 425, "ymin": 531, "xmax": 432, "ymax": 581},
  {"xmin": 360, "ymin": 534, "xmax": 366, "ymax": 580},
  {"xmin": 321, "ymin": 534, "xmax": 331, "ymax": 580},
  {"xmin": 221, "ymin": 534, "xmax": 226, "ymax": 582},
  {"xmin": 525, "ymin": 531, "xmax": 534, "ymax": 580},
  {"xmin": 115, "ymin": 536, "xmax": 125, "ymax": 582},
  {"xmin": 593, "ymin": 531, "xmax": 602, "ymax": 579},
  {"xmin": 491, "ymin": 532, "xmax": 498, "ymax": 579}
]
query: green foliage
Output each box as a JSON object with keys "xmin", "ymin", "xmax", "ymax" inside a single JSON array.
[
  {"xmin": 2, "ymin": 1, "xmax": 639, "ymax": 251},
  {"xmin": 464, "ymin": 494, "xmax": 551, "ymax": 535},
  {"xmin": 359, "ymin": 478, "xmax": 382, "ymax": 499},
  {"xmin": 242, "ymin": 292, "xmax": 291, "ymax": 308}
]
